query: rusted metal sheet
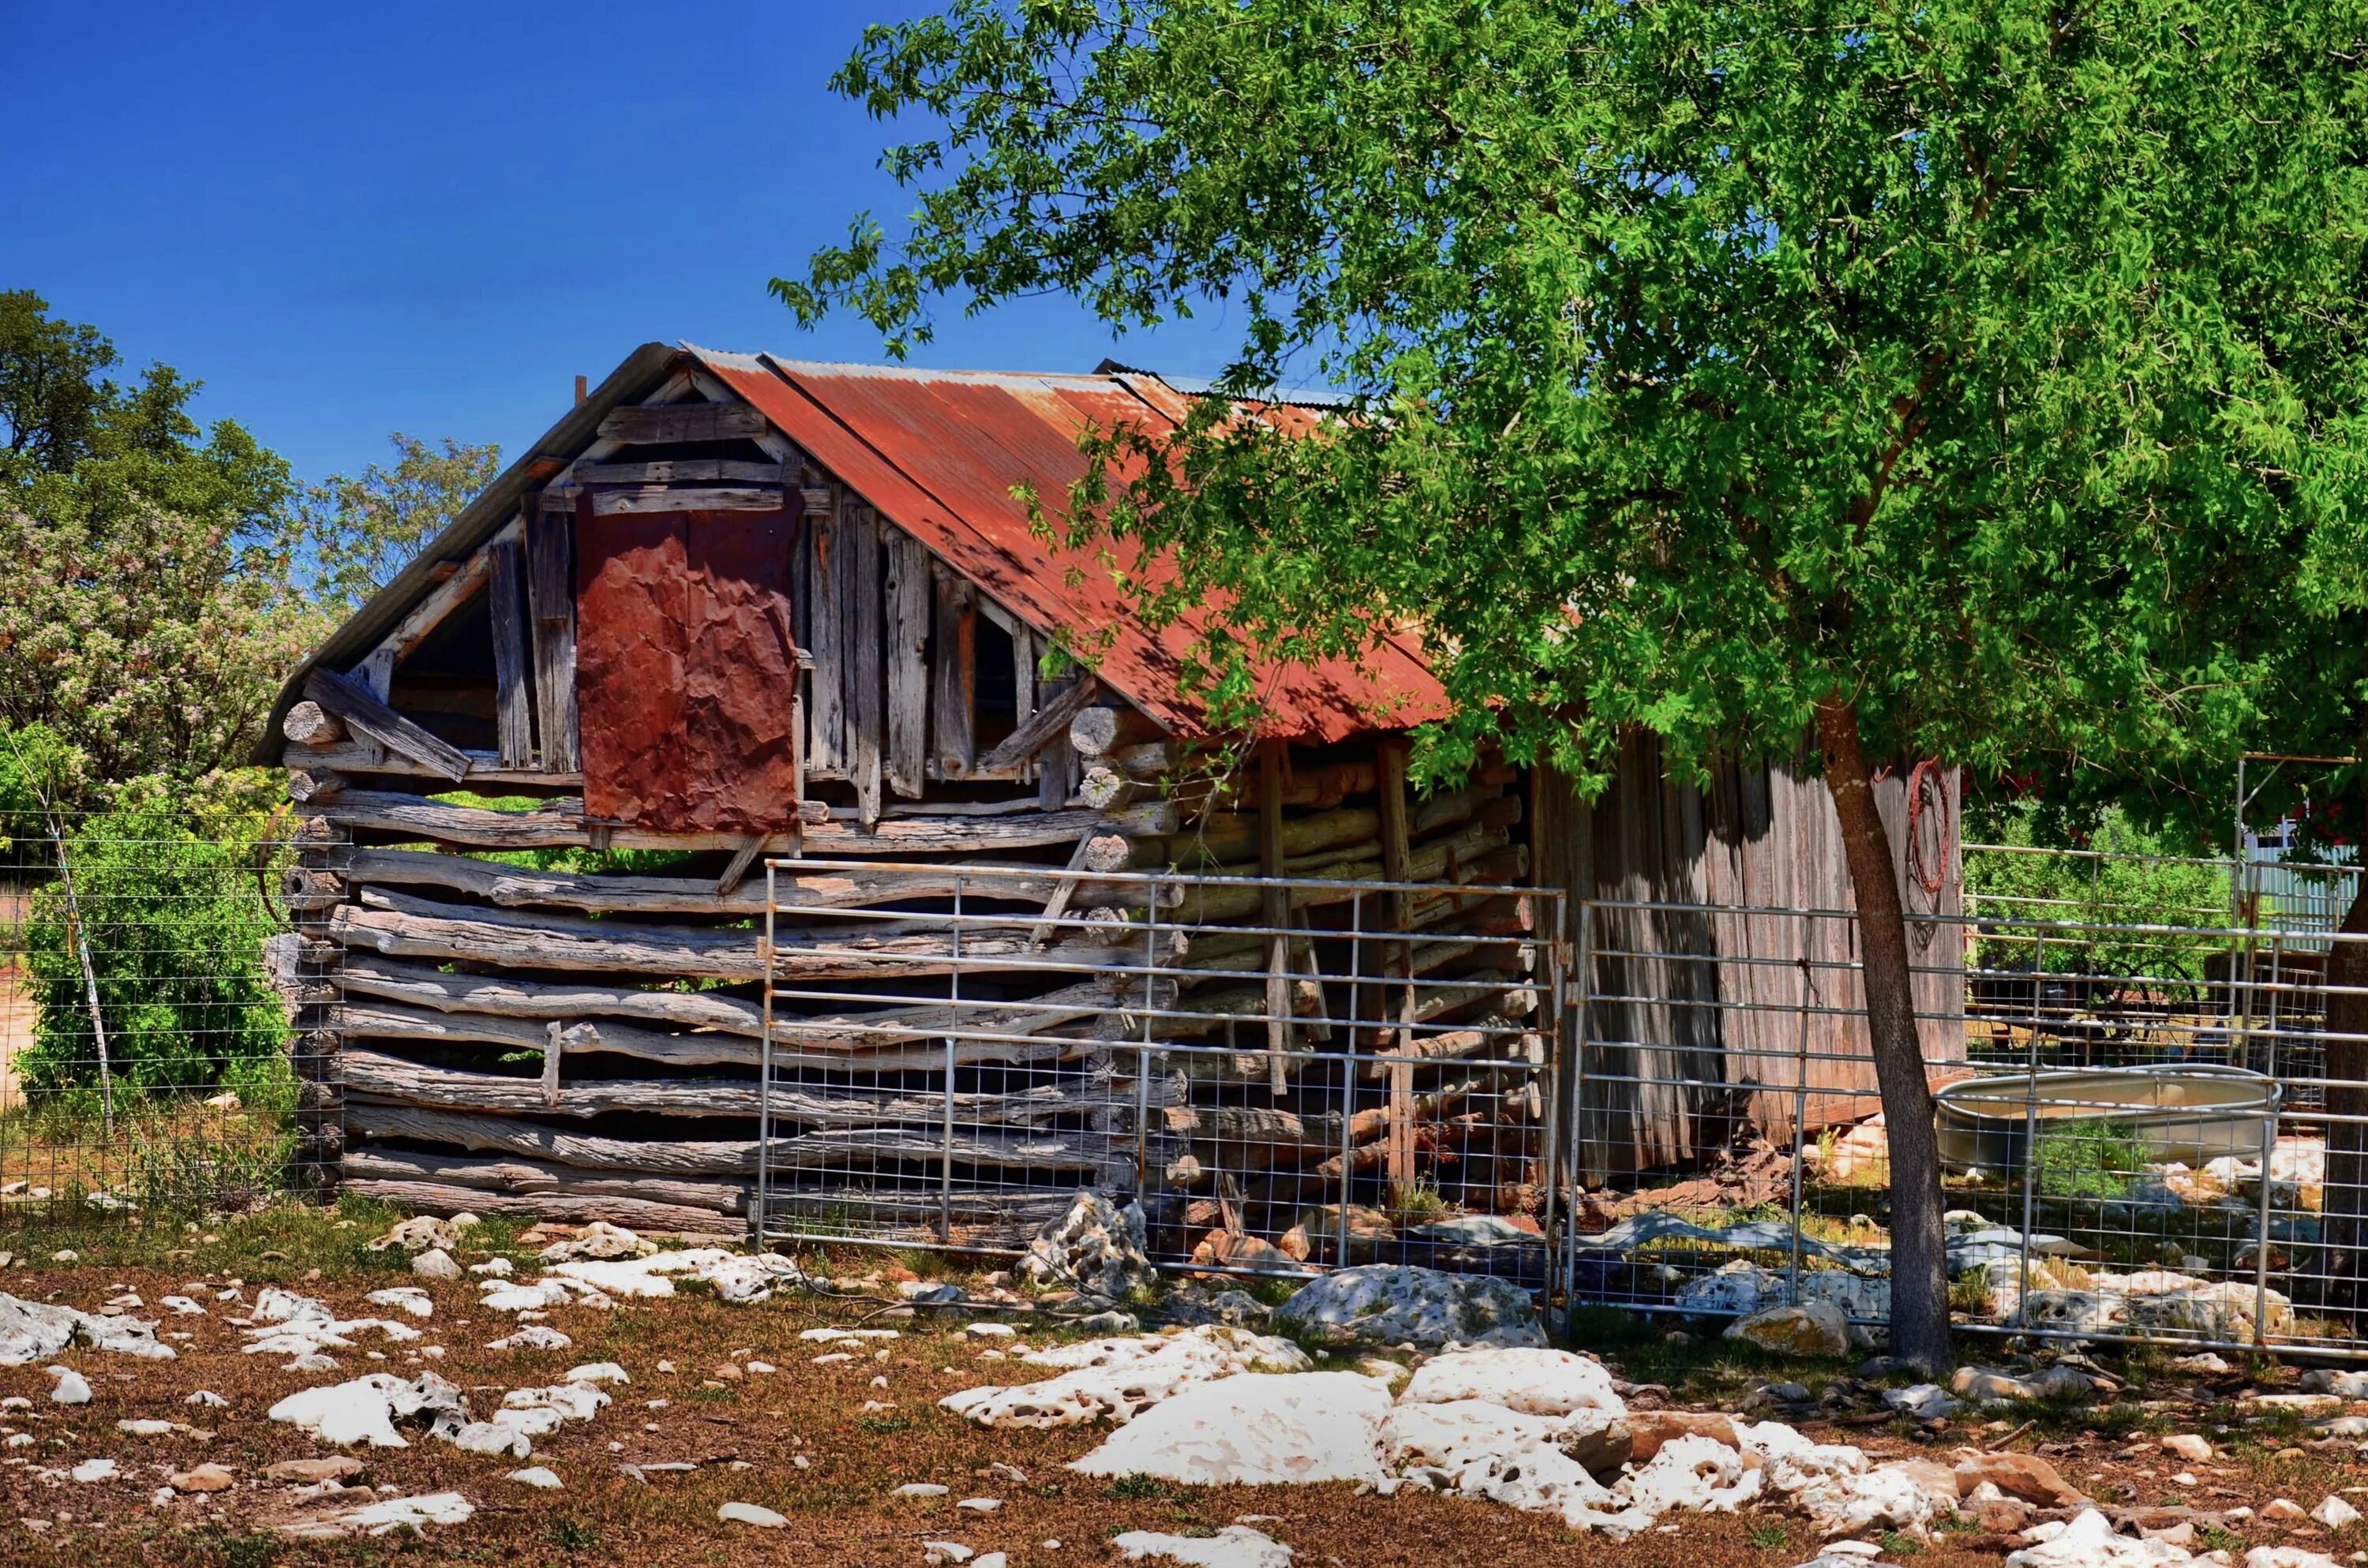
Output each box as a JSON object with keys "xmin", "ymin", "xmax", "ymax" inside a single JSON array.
[
  {"xmin": 691, "ymin": 350, "xmax": 1445, "ymax": 745},
  {"xmin": 576, "ymin": 503, "xmax": 800, "ymax": 833}
]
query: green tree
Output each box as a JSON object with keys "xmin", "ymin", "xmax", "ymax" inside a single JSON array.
[
  {"xmin": 298, "ymin": 432, "xmax": 500, "ymax": 612},
  {"xmin": 781, "ymin": 1, "xmax": 2368, "ymax": 1368}
]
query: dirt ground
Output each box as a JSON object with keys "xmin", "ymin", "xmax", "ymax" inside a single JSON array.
[{"xmin": 0, "ymin": 1206, "xmax": 2364, "ymax": 1568}]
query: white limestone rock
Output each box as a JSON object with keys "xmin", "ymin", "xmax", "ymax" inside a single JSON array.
[
  {"xmin": 539, "ymin": 1222, "xmax": 656, "ymax": 1263},
  {"xmin": 2005, "ymin": 1507, "xmax": 2199, "ymax": 1567},
  {"xmin": 1018, "ymin": 1189, "xmax": 1157, "ymax": 1301},
  {"xmin": 942, "ymin": 1326, "xmax": 1310, "ymax": 1429},
  {"xmin": 275, "ymin": 1490, "xmax": 475, "ymax": 1539},
  {"xmin": 718, "ymin": 1501, "xmax": 787, "ymax": 1527},
  {"xmin": 1274, "ymin": 1265, "xmax": 1544, "ymax": 1349},
  {"xmin": 1396, "ymin": 1347, "xmax": 1624, "ymax": 1417},
  {"xmin": 1070, "ymin": 1372, "xmax": 1392, "ymax": 1485},
  {"xmin": 1112, "ymin": 1525, "xmax": 1295, "ymax": 1567}
]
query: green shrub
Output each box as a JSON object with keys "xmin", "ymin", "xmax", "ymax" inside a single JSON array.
[
  {"xmin": 1966, "ymin": 804, "xmax": 2229, "ymax": 999},
  {"xmin": 21, "ymin": 807, "xmax": 289, "ymax": 1095}
]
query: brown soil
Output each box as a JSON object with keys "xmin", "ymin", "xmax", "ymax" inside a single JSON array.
[{"xmin": 0, "ymin": 1241, "xmax": 2360, "ymax": 1568}]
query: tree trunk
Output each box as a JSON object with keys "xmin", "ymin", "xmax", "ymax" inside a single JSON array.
[
  {"xmin": 2317, "ymin": 883, "xmax": 2368, "ymax": 1323},
  {"xmin": 1815, "ymin": 696, "xmax": 1951, "ymax": 1374}
]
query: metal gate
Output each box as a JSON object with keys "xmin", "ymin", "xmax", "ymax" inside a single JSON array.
[{"xmin": 751, "ymin": 859, "xmax": 1564, "ymax": 1283}]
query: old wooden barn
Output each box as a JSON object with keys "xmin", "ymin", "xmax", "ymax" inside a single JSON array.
[{"xmin": 260, "ymin": 342, "xmax": 1961, "ymax": 1254}]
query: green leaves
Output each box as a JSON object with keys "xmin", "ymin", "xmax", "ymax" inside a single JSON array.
[{"xmin": 788, "ymin": 0, "xmax": 2368, "ymax": 798}]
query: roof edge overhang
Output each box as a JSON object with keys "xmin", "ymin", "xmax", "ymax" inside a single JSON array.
[{"xmin": 249, "ymin": 342, "xmax": 686, "ymax": 765}]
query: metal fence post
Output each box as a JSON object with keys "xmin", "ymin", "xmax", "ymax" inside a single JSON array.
[
  {"xmin": 939, "ymin": 873, "xmax": 961, "ymax": 1244},
  {"xmin": 1340, "ymin": 890, "xmax": 1365, "ymax": 1268},
  {"xmin": 1540, "ymin": 892, "xmax": 1565, "ymax": 1326},
  {"xmin": 1565, "ymin": 899, "xmax": 1594, "ymax": 1315},
  {"xmin": 2018, "ymin": 929, "xmax": 2045, "ymax": 1327},
  {"xmin": 756, "ymin": 860, "xmax": 775, "ymax": 1246},
  {"xmin": 1788, "ymin": 911, "xmax": 1814, "ymax": 1307},
  {"xmin": 1137, "ymin": 883, "xmax": 1157, "ymax": 1209},
  {"xmin": 2256, "ymin": 1095, "xmax": 2277, "ymax": 1349}
]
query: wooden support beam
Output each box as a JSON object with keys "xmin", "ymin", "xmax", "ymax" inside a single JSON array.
[
  {"xmin": 849, "ymin": 506, "xmax": 885, "ymax": 826},
  {"xmin": 1378, "ymin": 737, "xmax": 1417, "ymax": 1188},
  {"xmin": 931, "ymin": 567, "xmax": 976, "ymax": 777},
  {"xmin": 1039, "ymin": 678, "xmax": 1082, "ymax": 810},
  {"xmin": 882, "ymin": 526, "xmax": 931, "ymax": 799},
  {"xmin": 485, "ymin": 536, "xmax": 535, "ymax": 768},
  {"xmin": 282, "ymin": 701, "xmax": 345, "ymax": 747},
  {"xmin": 978, "ymin": 672, "xmax": 1099, "ymax": 774},
  {"xmin": 304, "ymin": 668, "xmax": 470, "ymax": 783},
  {"xmin": 1069, "ymin": 702, "xmax": 1165, "ymax": 759},
  {"xmin": 523, "ymin": 500, "xmax": 579, "ymax": 773},
  {"xmin": 571, "ymin": 459, "xmax": 784, "ymax": 485},
  {"xmin": 595, "ymin": 402, "xmax": 767, "ymax": 445},
  {"xmin": 807, "ymin": 503, "xmax": 847, "ymax": 774},
  {"xmin": 591, "ymin": 485, "xmax": 785, "ymax": 515},
  {"xmin": 342, "ymin": 1177, "xmax": 743, "ymax": 1234},
  {"xmin": 371, "ymin": 552, "xmax": 493, "ymax": 687},
  {"xmin": 283, "ymin": 741, "xmax": 569, "ymax": 790},
  {"xmin": 344, "ymin": 1147, "xmax": 748, "ymax": 1216}
]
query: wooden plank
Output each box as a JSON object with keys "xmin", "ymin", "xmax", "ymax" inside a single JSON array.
[
  {"xmin": 591, "ymin": 485, "xmax": 785, "ymax": 515},
  {"xmin": 375, "ymin": 552, "xmax": 490, "ymax": 665},
  {"xmin": 344, "ymin": 1147, "xmax": 748, "ymax": 1215},
  {"xmin": 978, "ymin": 672, "xmax": 1100, "ymax": 773},
  {"xmin": 331, "ymin": 885, "xmax": 1178, "ymax": 980},
  {"xmin": 883, "ymin": 526, "xmax": 931, "ymax": 799},
  {"xmin": 330, "ymin": 844, "xmax": 1166, "ymax": 919},
  {"xmin": 571, "ymin": 459, "xmax": 784, "ymax": 485},
  {"xmin": 344, "ymin": 1048, "xmax": 1116, "ymax": 1126},
  {"xmin": 486, "ymin": 536, "xmax": 534, "ymax": 767},
  {"xmin": 283, "ymin": 741, "xmax": 571, "ymax": 789},
  {"xmin": 807, "ymin": 506, "xmax": 847, "ymax": 774},
  {"xmin": 342, "ymin": 1177, "xmax": 743, "ymax": 1234},
  {"xmin": 849, "ymin": 506, "xmax": 886, "ymax": 826},
  {"xmin": 596, "ymin": 402, "xmax": 767, "ymax": 445},
  {"xmin": 1260, "ymin": 739, "xmax": 1293, "ymax": 1095},
  {"xmin": 350, "ymin": 1101, "xmax": 759, "ymax": 1174},
  {"xmin": 1029, "ymin": 830, "xmax": 1103, "ymax": 949},
  {"xmin": 338, "ymin": 955, "xmax": 1119, "ymax": 1059},
  {"xmin": 931, "ymin": 566, "xmax": 976, "ymax": 777},
  {"xmin": 1010, "ymin": 623, "xmax": 1037, "ymax": 741},
  {"xmin": 304, "ymin": 668, "xmax": 471, "ymax": 783},
  {"xmin": 1378, "ymin": 737, "xmax": 1417, "ymax": 1187},
  {"xmin": 523, "ymin": 501, "xmax": 579, "ymax": 773},
  {"xmin": 1039, "ymin": 679, "xmax": 1081, "ymax": 810},
  {"xmin": 314, "ymin": 788, "xmax": 1171, "ymax": 854}
]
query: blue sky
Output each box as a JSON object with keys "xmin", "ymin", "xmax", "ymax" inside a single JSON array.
[{"xmin": 2, "ymin": 1, "xmax": 1243, "ymax": 485}]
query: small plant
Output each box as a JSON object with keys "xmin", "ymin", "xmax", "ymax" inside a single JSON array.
[
  {"xmin": 548, "ymin": 1518, "xmax": 601, "ymax": 1551},
  {"xmin": 1747, "ymin": 1522, "xmax": 1792, "ymax": 1549},
  {"xmin": 1387, "ymin": 1177, "xmax": 1453, "ymax": 1223},
  {"xmin": 1880, "ymin": 1529, "xmax": 1926, "ymax": 1556},
  {"xmin": 2034, "ymin": 1118, "xmax": 2147, "ymax": 1199},
  {"xmin": 1104, "ymin": 1474, "xmax": 1169, "ymax": 1501}
]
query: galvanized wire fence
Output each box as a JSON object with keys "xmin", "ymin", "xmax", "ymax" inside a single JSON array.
[
  {"xmin": 754, "ymin": 859, "xmax": 1560, "ymax": 1284},
  {"xmin": 0, "ymin": 818, "xmax": 322, "ymax": 1218}
]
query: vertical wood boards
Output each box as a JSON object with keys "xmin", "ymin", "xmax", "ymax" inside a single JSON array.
[
  {"xmin": 486, "ymin": 535, "xmax": 534, "ymax": 769},
  {"xmin": 849, "ymin": 505, "xmax": 886, "ymax": 827},
  {"xmin": 1376, "ymin": 739, "xmax": 1416, "ymax": 1184},
  {"xmin": 805, "ymin": 495, "xmax": 848, "ymax": 777},
  {"xmin": 931, "ymin": 566, "xmax": 976, "ymax": 777},
  {"xmin": 1261, "ymin": 739, "xmax": 1295, "ymax": 1097},
  {"xmin": 1036, "ymin": 676, "xmax": 1080, "ymax": 810},
  {"xmin": 883, "ymin": 526, "xmax": 931, "ymax": 799},
  {"xmin": 526, "ymin": 497, "xmax": 580, "ymax": 773},
  {"xmin": 1010, "ymin": 624, "xmax": 1037, "ymax": 779}
]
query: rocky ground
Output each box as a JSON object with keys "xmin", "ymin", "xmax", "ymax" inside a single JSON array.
[{"xmin": 0, "ymin": 1198, "xmax": 2363, "ymax": 1568}]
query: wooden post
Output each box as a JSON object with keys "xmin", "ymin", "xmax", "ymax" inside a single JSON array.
[
  {"xmin": 1261, "ymin": 738, "xmax": 1293, "ymax": 1095},
  {"xmin": 931, "ymin": 566, "xmax": 976, "ymax": 777},
  {"xmin": 525, "ymin": 496, "xmax": 579, "ymax": 773},
  {"xmin": 487, "ymin": 535, "xmax": 534, "ymax": 768},
  {"xmin": 1378, "ymin": 738, "xmax": 1417, "ymax": 1188},
  {"xmin": 883, "ymin": 526, "xmax": 931, "ymax": 798},
  {"xmin": 849, "ymin": 506, "xmax": 885, "ymax": 827},
  {"xmin": 806, "ymin": 499, "xmax": 847, "ymax": 777}
]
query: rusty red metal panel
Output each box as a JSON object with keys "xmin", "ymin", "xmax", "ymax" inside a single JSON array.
[
  {"xmin": 694, "ymin": 351, "xmax": 1447, "ymax": 745},
  {"xmin": 576, "ymin": 504, "xmax": 800, "ymax": 833}
]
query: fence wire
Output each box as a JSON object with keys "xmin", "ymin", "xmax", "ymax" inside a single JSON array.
[
  {"xmin": 755, "ymin": 859, "xmax": 1561, "ymax": 1285},
  {"xmin": 0, "ymin": 821, "xmax": 326, "ymax": 1219}
]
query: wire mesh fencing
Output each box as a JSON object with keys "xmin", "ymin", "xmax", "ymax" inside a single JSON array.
[
  {"xmin": 1559, "ymin": 857, "xmax": 2368, "ymax": 1359},
  {"xmin": 0, "ymin": 818, "xmax": 323, "ymax": 1220},
  {"xmin": 754, "ymin": 859, "xmax": 1561, "ymax": 1284}
]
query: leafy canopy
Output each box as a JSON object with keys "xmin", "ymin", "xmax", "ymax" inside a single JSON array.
[
  {"xmin": 781, "ymin": 1, "xmax": 2368, "ymax": 790},
  {"xmin": 296, "ymin": 432, "xmax": 501, "ymax": 613}
]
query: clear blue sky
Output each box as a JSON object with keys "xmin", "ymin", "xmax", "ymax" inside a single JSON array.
[{"xmin": 2, "ymin": 1, "xmax": 1244, "ymax": 486}]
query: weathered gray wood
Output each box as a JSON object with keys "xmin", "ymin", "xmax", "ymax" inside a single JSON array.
[
  {"xmin": 883, "ymin": 526, "xmax": 931, "ymax": 799},
  {"xmin": 591, "ymin": 485, "xmax": 785, "ymax": 515},
  {"xmin": 596, "ymin": 402, "xmax": 767, "ymax": 445},
  {"xmin": 337, "ymin": 998, "xmax": 757, "ymax": 1068},
  {"xmin": 283, "ymin": 740, "xmax": 574, "ymax": 788},
  {"xmin": 338, "ymin": 956, "xmax": 1119, "ymax": 1060},
  {"xmin": 850, "ymin": 506, "xmax": 885, "ymax": 826},
  {"xmin": 1070, "ymin": 702, "xmax": 1165, "ymax": 758},
  {"xmin": 340, "ymin": 1177, "xmax": 741, "ymax": 1235},
  {"xmin": 523, "ymin": 505, "xmax": 579, "ymax": 773},
  {"xmin": 1109, "ymin": 739, "xmax": 1173, "ymax": 778},
  {"xmin": 931, "ymin": 566, "xmax": 976, "ymax": 777},
  {"xmin": 1010, "ymin": 622, "xmax": 1036, "ymax": 745},
  {"xmin": 330, "ymin": 845, "xmax": 1166, "ymax": 919},
  {"xmin": 343, "ymin": 1147, "xmax": 749, "ymax": 1214},
  {"xmin": 285, "ymin": 769, "xmax": 345, "ymax": 805},
  {"xmin": 807, "ymin": 507, "xmax": 847, "ymax": 774},
  {"xmin": 571, "ymin": 459, "xmax": 784, "ymax": 485},
  {"xmin": 332, "ymin": 885, "xmax": 1178, "ymax": 980},
  {"xmin": 350, "ymin": 1100, "xmax": 762, "ymax": 1174},
  {"xmin": 486, "ymin": 537, "xmax": 535, "ymax": 768},
  {"xmin": 282, "ymin": 700, "xmax": 346, "ymax": 746},
  {"xmin": 317, "ymin": 788, "xmax": 1168, "ymax": 855},
  {"xmin": 304, "ymin": 668, "xmax": 471, "ymax": 783},
  {"xmin": 978, "ymin": 672, "xmax": 1100, "ymax": 773},
  {"xmin": 343, "ymin": 1047, "xmax": 1115, "ymax": 1125}
]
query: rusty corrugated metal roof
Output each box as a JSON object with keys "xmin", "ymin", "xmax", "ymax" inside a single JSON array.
[{"xmin": 692, "ymin": 347, "xmax": 1445, "ymax": 743}]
